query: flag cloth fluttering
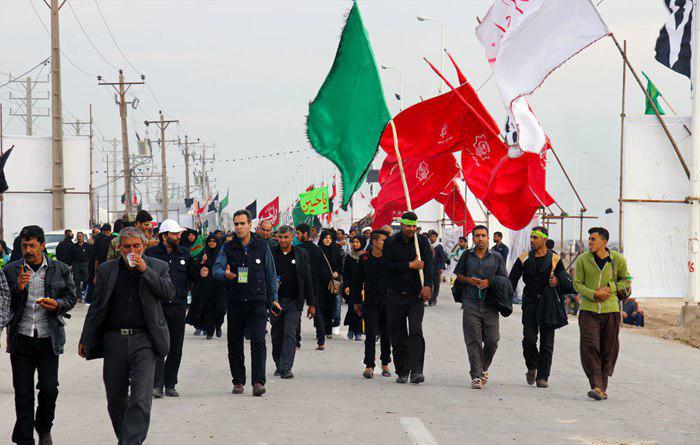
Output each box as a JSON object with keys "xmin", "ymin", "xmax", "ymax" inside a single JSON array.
[
  {"xmin": 0, "ymin": 147, "xmax": 14, "ymax": 194},
  {"xmin": 190, "ymin": 234, "xmax": 205, "ymax": 258},
  {"xmin": 219, "ymin": 190, "xmax": 229, "ymax": 210},
  {"xmin": 435, "ymin": 181, "xmax": 475, "ymax": 236},
  {"xmin": 642, "ymin": 72, "xmax": 665, "ymax": 115},
  {"xmin": 307, "ymin": 1, "xmax": 391, "ymax": 209},
  {"xmin": 208, "ymin": 192, "xmax": 220, "ymax": 213},
  {"xmin": 245, "ymin": 200, "xmax": 258, "ymax": 219},
  {"xmin": 292, "ymin": 200, "xmax": 320, "ymax": 228},
  {"xmin": 259, "ymin": 197, "xmax": 280, "ymax": 226},
  {"xmin": 299, "ymin": 187, "xmax": 330, "ymax": 215},
  {"xmin": 655, "ymin": 0, "xmax": 693, "ymax": 79}
]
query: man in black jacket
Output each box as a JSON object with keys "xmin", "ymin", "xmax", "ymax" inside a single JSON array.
[
  {"xmin": 427, "ymin": 230, "xmax": 449, "ymax": 306},
  {"xmin": 508, "ymin": 226, "xmax": 565, "ymax": 388},
  {"xmin": 79, "ymin": 227, "xmax": 175, "ymax": 444},
  {"xmin": 384, "ymin": 212, "xmax": 433, "ymax": 385},
  {"xmin": 296, "ymin": 223, "xmax": 326, "ymax": 349},
  {"xmin": 352, "ymin": 230, "xmax": 392, "ymax": 379},
  {"xmin": 213, "ymin": 210, "xmax": 280, "ymax": 397},
  {"xmin": 72, "ymin": 232, "xmax": 91, "ymax": 302},
  {"xmin": 3, "ymin": 225, "xmax": 77, "ymax": 445},
  {"xmin": 55, "ymin": 229, "xmax": 74, "ymax": 266},
  {"xmin": 145, "ymin": 219, "xmax": 205, "ymax": 398},
  {"xmin": 270, "ymin": 225, "xmax": 316, "ymax": 379},
  {"xmin": 454, "ymin": 225, "xmax": 507, "ymax": 390}
]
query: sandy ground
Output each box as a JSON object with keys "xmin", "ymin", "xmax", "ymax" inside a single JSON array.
[{"xmin": 624, "ymin": 298, "xmax": 700, "ymax": 349}]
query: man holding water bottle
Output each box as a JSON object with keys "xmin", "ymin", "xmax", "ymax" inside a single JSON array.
[{"xmin": 453, "ymin": 225, "xmax": 507, "ymax": 390}]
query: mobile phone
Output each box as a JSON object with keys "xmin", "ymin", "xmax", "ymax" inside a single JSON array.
[
  {"xmin": 20, "ymin": 264, "xmax": 25, "ymax": 274},
  {"xmin": 270, "ymin": 305, "xmax": 281, "ymax": 317}
]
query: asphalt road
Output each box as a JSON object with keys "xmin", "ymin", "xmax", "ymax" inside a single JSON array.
[{"xmin": 1, "ymin": 300, "xmax": 698, "ymax": 444}]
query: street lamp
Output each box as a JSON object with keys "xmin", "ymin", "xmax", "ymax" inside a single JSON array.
[
  {"xmin": 417, "ymin": 15, "xmax": 445, "ymax": 94},
  {"xmin": 381, "ymin": 65, "xmax": 403, "ymax": 111}
]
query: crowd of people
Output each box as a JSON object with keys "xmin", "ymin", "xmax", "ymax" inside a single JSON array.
[{"xmin": 0, "ymin": 209, "xmax": 633, "ymax": 445}]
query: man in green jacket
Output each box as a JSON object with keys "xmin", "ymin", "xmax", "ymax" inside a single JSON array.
[{"xmin": 573, "ymin": 227, "xmax": 631, "ymax": 401}]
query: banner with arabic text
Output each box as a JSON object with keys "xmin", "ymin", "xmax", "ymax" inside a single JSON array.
[{"xmin": 299, "ymin": 187, "xmax": 330, "ymax": 215}]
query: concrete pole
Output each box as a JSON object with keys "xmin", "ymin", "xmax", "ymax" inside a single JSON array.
[
  {"xmin": 89, "ymin": 104, "xmax": 94, "ymax": 227},
  {"xmin": 690, "ymin": 6, "xmax": 700, "ymax": 302},
  {"xmin": 118, "ymin": 70, "xmax": 133, "ymax": 215},
  {"xmin": 50, "ymin": 0, "xmax": 65, "ymax": 229},
  {"xmin": 184, "ymin": 135, "xmax": 190, "ymax": 198},
  {"xmin": 159, "ymin": 112, "xmax": 168, "ymax": 220},
  {"xmin": 26, "ymin": 76, "xmax": 32, "ymax": 136},
  {"xmin": 112, "ymin": 138, "xmax": 118, "ymax": 214}
]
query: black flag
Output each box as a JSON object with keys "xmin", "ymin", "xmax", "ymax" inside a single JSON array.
[
  {"xmin": 184, "ymin": 197, "xmax": 194, "ymax": 209},
  {"xmin": 655, "ymin": 0, "xmax": 693, "ymax": 78},
  {"xmin": 0, "ymin": 146, "xmax": 14, "ymax": 194},
  {"xmin": 208, "ymin": 193, "xmax": 219, "ymax": 213},
  {"xmin": 245, "ymin": 199, "xmax": 258, "ymax": 219}
]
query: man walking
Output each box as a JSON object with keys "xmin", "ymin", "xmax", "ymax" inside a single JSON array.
[
  {"xmin": 134, "ymin": 210, "xmax": 157, "ymax": 248},
  {"xmin": 384, "ymin": 212, "xmax": 433, "ymax": 384},
  {"xmin": 352, "ymin": 230, "xmax": 392, "ymax": 379},
  {"xmin": 574, "ymin": 227, "xmax": 631, "ymax": 401},
  {"xmin": 72, "ymin": 232, "xmax": 91, "ymax": 303},
  {"xmin": 508, "ymin": 226, "xmax": 566, "ymax": 388},
  {"xmin": 296, "ymin": 223, "xmax": 326, "ymax": 350},
  {"xmin": 145, "ymin": 219, "xmax": 204, "ymax": 398},
  {"xmin": 427, "ymin": 230, "xmax": 449, "ymax": 306},
  {"xmin": 454, "ymin": 225, "xmax": 507, "ymax": 389},
  {"xmin": 55, "ymin": 229, "xmax": 74, "ymax": 266},
  {"xmin": 270, "ymin": 225, "xmax": 316, "ymax": 379},
  {"xmin": 79, "ymin": 227, "xmax": 175, "ymax": 444},
  {"xmin": 214, "ymin": 210, "xmax": 280, "ymax": 396},
  {"xmin": 3, "ymin": 225, "xmax": 77, "ymax": 445},
  {"xmin": 492, "ymin": 231, "xmax": 509, "ymax": 264}
]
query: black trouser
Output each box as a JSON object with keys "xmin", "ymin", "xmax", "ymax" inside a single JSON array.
[
  {"xmin": 72, "ymin": 262, "xmax": 89, "ymax": 300},
  {"xmin": 296, "ymin": 307, "xmax": 325, "ymax": 347},
  {"xmin": 205, "ymin": 293, "xmax": 227, "ymax": 336},
  {"xmin": 387, "ymin": 293, "xmax": 425, "ymax": 376},
  {"xmin": 319, "ymin": 289, "xmax": 336, "ymax": 335},
  {"xmin": 271, "ymin": 299, "xmax": 301, "ymax": 374},
  {"xmin": 522, "ymin": 310, "xmax": 556, "ymax": 381},
  {"xmin": 429, "ymin": 270, "xmax": 443, "ymax": 304},
  {"xmin": 10, "ymin": 335, "xmax": 59, "ymax": 445},
  {"xmin": 154, "ymin": 303, "xmax": 186, "ymax": 390},
  {"xmin": 103, "ymin": 331, "xmax": 156, "ymax": 445},
  {"xmin": 363, "ymin": 301, "xmax": 391, "ymax": 368},
  {"xmin": 227, "ymin": 300, "xmax": 267, "ymax": 386}
]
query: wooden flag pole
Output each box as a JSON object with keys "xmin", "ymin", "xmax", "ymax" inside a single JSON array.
[{"xmin": 389, "ymin": 119, "xmax": 425, "ymax": 287}]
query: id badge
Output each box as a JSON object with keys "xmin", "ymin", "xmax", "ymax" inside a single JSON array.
[{"xmin": 238, "ymin": 267, "xmax": 249, "ymax": 284}]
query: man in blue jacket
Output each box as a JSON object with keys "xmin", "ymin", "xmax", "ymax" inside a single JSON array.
[{"xmin": 214, "ymin": 209, "xmax": 280, "ymax": 397}]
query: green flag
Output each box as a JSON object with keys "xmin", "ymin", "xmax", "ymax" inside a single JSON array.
[
  {"xmin": 307, "ymin": 1, "xmax": 391, "ymax": 210},
  {"xmin": 299, "ymin": 186, "xmax": 330, "ymax": 215},
  {"xmin": 190, "ymin": 234, "xmax": 204, "ymax": 258},
  {"xmin": 642, "ymin": 71, "xmax": 665, "ymax": 115},
  {"xmin": 219, "ymin": 190, "xmax": 229, "ymax": 211},
  {"xmin": 292, "ymin": 200, "xmax": 320, "ymax": 227}
]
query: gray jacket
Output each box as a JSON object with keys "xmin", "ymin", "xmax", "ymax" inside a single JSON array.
[
  {"xmin": 3, "ymin": 256, "xmax": 77, "ymax": 355},
  {"xmin": 79, "ymin": 256, "xmax": 175, "ymax": 359}
]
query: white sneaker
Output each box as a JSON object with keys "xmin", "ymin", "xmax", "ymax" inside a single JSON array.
[
  {"xmin": 471, "ymin": 378, "xmax": 483, "ymax": 389},
  {"xmin": 332, "ymin": 327, "xmax": 340, "ymax": 336}
]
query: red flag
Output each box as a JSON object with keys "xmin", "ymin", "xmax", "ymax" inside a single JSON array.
[
  {"xmin": 482, "ymin": 152, "xmax": 554, "ymax": 230},
  {"xmin": 436, "ymin": 181, "xmax": 475, "ymax": 236},
  {"xmin": 379, "ymin": 80, "xmax": 501, "ymax": 163},
  {"xmin": 258, "ymin": 197, "xmax": 280, "ymax": 226},
  {"xmin": 305, "ymin": 184, "xmax": 314, "ymax": 192},
  {"xmin": 371, "ymin": 153, "xmax": 460, "ymax": 227},
  {"xmin": 461, "ymin": 136, "xmax": 509, "ymax": 200}
]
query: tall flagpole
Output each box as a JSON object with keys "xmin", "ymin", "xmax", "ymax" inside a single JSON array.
[
  {"xmin": 389, "ymin": 119, "xmax": 424, "ymax": 287},
  {"xmin": 690, "ymin": 5, "xmax": 700, "ymax": 303}
]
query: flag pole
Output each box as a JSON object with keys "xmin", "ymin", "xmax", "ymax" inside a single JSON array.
[
  {"xmin": 610, "ymin": 34, "xmax": 690, "ymax": 179},
  {"xmin": 690, "ymin": 5, "xmax": 700, "ymax": 303},
  {"xmin": 618, "ymin": 40, "xmax": 627, "ymax": 253},
  {"xmin": 389, "ymin": 119, "xmax": 425, "ymax": 287}
]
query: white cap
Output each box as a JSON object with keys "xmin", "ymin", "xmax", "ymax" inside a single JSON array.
[
  {"xmin": 362, "ymin": 226, "xmax": 373, "ymax": 232},
  {"xmin": 159, "ymin": 219, "xmax": 184, "ymax": 234}
]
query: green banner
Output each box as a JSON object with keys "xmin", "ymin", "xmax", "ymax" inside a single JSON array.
[{"xmin": 299, "ymin": 187, "xmax": 330, "ymax": 215}]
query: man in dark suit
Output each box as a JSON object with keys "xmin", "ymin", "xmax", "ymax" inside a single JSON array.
[
  {"xmin": 3, "ymin": 225, "xmax": 77, "ymax": 445},
  {"xmin": 78, "ymin": 227, "xmax": 175, "ymax": 445}
]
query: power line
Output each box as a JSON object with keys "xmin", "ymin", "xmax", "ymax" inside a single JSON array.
[
  {"xmin": 66, "ymin": 0, "xmax": 120, "ymax": 70},
  {"xmin": 93, "ymin": 0, "xmax": 141, "ymax": 75},
  {"xmin": 27, "ymin": 0, "xmax": 96, "ymax": 77},
  {"xmin": 0, "ymin": 57, "xmax": 50, "ymax": 89}
]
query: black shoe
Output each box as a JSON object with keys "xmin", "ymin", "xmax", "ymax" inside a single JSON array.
[
  {"xmin": 274, "ymin": 370, "xmax": 281, "ymax": 376},
  {"xmin": 153, "ymin": 388, "xmax": 163, "ymax": 399},
  {"xmin": 39, "ymin": 432, "xmax": 53, "ymax": 445},
  {"xmin": 206, "ymin": 334, "xmax": 213, "ymax": 340},
  {"xmin": 410, "ymin": 373, "xmax": 425, "ymax": 384},
  {"xmin": 253, "ymin": 382, "xmax": 266, "ymax": 396},
  {"xmin": 165, "ymin": 387, "xmax": 179, "ymax": 397},
  {"xmin": 396, "ymin": 375, "xmax": 409, "ymax": 384},
  {"xmin": 216, "ymin": 327, "xmax": 222, "ymax": 337},
  {"xmin": 428, "ymin": 301, "xmax": 436, "ymax": 306},
  {"xmin": 281, "ymin": 371, "xmax": 294, "ymax": 379}
]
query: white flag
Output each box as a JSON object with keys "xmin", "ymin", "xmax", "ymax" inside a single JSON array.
[{"xmin": 476, "ymin": 0, "xmax": 609, "ymax": 153}]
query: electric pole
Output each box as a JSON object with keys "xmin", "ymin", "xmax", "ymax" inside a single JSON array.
[
  {"xmin": 103, "ymin": 138, "xmax": 121, "ymax": 215},
  {"xmin": 89, "ymin": 104, "xmax": 94, "ymax": 227},
  {"xmin": 63, "ymin": 118, "xmax": 89, "ymax": 136},
  {"xmin": 180, "ymin": 135, "xmax": 200, "ymax": 199},
  {"xmin": 49, "ymin": 0, "xmax": 66, "ymax": 229},
  {"xmin": 198, "ymin": 143, "xmax": 216, "ymax": 199},
  {"xmin": 98, "ymin": 70, "xmax": 144, "ymax": 215},
  {"xmin": 8, "ymin": 74, "xmax": 49, "ymax": 135},
  {"xmin": 145, "ymin": 112, "xmax": 178, "ymax": 220}
]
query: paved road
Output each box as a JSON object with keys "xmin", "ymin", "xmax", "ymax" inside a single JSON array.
[{"xmin": 1, "ymin": 301, "xmax": 698, "ymax": 444}]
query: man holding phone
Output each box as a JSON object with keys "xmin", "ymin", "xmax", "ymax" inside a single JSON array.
[
  {"xmin": 270, "ymin": 225, "xmax": 315, "ymax": 379},
  {"xmin": 3, "ymin": 225, "xmax": 77, "ymax": 445}
]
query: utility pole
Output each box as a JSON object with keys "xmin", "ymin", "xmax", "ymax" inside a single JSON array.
[
  {"xmin": 199, "ymin": 143, "xmax": 216, "ymax": 198},
  {"xmin": 98, "ymin": 70, "xmax": 144, "ymax": 216},
  {"xmin": 8, "ymin": 74, "xmax": 49, "ymax": 135},
  {"xmin": 180, "ymin": 135, "xmax": 200, "ymax": 199},
  {"xmin": 63, "ymin": 118, "xmax": 89, "ymax": 136},
  {"xmin": 103, "ymin": 138, "xmax": 121, "ymax": 215},
  {"xmin": 48, "ymin": 0, "xmax": 66, "ymax": 229},
  {"xmin": 89, "ymin": 104, "xmax": 94, "ymax": 227},
  {"xmin": 144, "ymin": 112, "xmax": 178, "ymax": 220}
]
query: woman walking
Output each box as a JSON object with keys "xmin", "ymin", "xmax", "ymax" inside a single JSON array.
[
  {"xmin": 186, "ymin": 235, "xmax": 225, "ymax": 339},
  {"xmin": 343, "ymin": 236, "xmax": 365, "ymax": 340},
  {"xmin": 318, "ymin": 230, "xmax": 343, "ymax": 338}
]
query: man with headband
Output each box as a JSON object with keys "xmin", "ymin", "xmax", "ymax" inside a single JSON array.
[
  {"xmin": 509, "ymin": 226, "xmax": 566, "ymax": 388},
  {"xmin": 383, "ymin": 211, "xmax": 433, "ymax": 385}
]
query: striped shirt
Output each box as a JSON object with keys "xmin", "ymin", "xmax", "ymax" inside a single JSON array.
[{"xmin": 18, "ymin": 256, "xmax": 50, "ymax": 338}]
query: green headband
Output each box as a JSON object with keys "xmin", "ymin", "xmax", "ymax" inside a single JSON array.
[
  {"xmin": 401, "ymin": 218, "xmax": 418, "ymax": 226},
  {"xmin": 531, "ymin": 230, "xmax": 548, "ymax": 239}
]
